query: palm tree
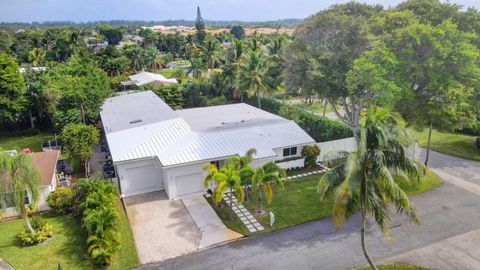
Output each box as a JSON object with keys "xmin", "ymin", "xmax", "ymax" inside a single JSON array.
[
  {"xmin": 229, "ymin": 149, "xmax": 257, "ymax": 201},
  {"xmin": 200, "ymin": 36, "xmax": 222, "ymax": 70},
  {"xmin": 236, "ymin": 51, "xmax": 273, "ymax": 108},
  {"xmin": 251, "ymin": 162, "xmax": 286, "ymax": 214},
  {"xmin": 189, "ymin": 56, "xmax": 207, "ymax": 79},
  {"xmin": 203, "ymin": 160, "xmax": 245, "ymax": 221},
  {"xmin": 28, "ymin": 48, "xmax": 46, "ymax": 66},
  {"xmin": 317, "ymin": 107, "xmax": 424, "ymax": 270},
  {"xmin": 0, "ymin": 152, "xmax": 41, "ymax": 234}
]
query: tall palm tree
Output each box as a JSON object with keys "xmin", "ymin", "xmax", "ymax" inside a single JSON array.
[
  {"xmin": 189, "ymin": 56, "xmax": 207, "ymax": 79},
  {"xmin": 0, "ymin": 152, "xmax": 41, "ymax": 234},
  {"xmin": 251, "ymin": 162, "xmax": 285, "ymax": 214},
  {"xmin": 203, "ymin": 160, "xmax": 245, "ymax": 221},
  {"xmin": 317, "ymin": 107, "xmax": 424, "ymax": 270},
  {"xmin": 236, "ymin": 51, "xmax": 272, "ymax": 108},
  {"xmin": 200, "ymin": 36, "xmax": 222, "ymax": 70}
]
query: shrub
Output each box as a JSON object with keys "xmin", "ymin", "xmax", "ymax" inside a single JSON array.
[
  {"xmin": 17, "ymin": 216, "xmax": 53, "ymax": 246},
  {"xmin": 76, "ymin": 178, "xmax": 120, "ymax": 266},
  {"xmin": 476, "ymin": 137, "xmax": 480, "ymax": 149},
  {"xmin": 206, "ymin": 96, "xmax": 228, "ymax": 106},
  {"xmin": 47, "ymin": 186, "xmax": 75, "ymax": 214},
  {"xmin": 301, "ymin": 144, "xmax": 321, "ymax": 168},
  {"xmin": 246, "ymin": 96, "xmax": 352, "ymax": 142}
]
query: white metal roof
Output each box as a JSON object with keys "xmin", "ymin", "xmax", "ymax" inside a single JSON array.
[
  {"xmin": 128, "ymin": 71, "xmax": 178, "ymax": 86},
  {"xmin": 101, "ymin": 91, "xmax": 315, "ymax": 167},
  {"xmin": 101, "ymin": 91, "xmax": 178, "ymax": 133}
]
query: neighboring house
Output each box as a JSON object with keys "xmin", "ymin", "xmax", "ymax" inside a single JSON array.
[
  {"xmin": 1, "ymin": 150, "xmax": 60, "ymax": 219},
  {"xmin": 100, "ymin": 91, "xmax": 315, "ymax": 199},
  {"xmin": 128, "ymin": 71, "xmax": 178, "ymax": 87}
]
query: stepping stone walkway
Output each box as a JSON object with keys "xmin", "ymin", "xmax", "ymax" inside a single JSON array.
[
  {"xmin": 222, "ymin": 193, "xmax": 264, "ymax": 233},
  {"xmin": 283, "ymin": 164, "xmax": 331, "ymax": 181}
]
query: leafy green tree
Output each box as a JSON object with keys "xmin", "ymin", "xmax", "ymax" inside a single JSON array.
[
  {"xmin": 41, "ymin": 56, "xmax": 111, "ymax": 127},
  {"xmin": 0, "ymin": 53, "xmax": 26, "ymax": 125},
  {"xmin": 236, "ymin": 51, "xmax": 273, "ymax": 108},
  {"xmin": 61, "ymin": 124, "xmax": 100, "ymax": 177},
  {"xmin": 318, "ymin": 107, "xmax": 424, "ymax": 270},
  {"xmin": 251, "ymin": 162, "xmax": 285, "ymax": 214},
  {"xmin": 373, "ymin": 20, "xmax": 480, "ymax": 165},
  {"xmin": 148, "ymin": 85, "xmax": 185, "ymax": 109},
  {"xmin": 230, "ymin": 25, "xmax": 245, "ymax": 40},
  {"xmin": 195, "ymin": 6, "xmax": 206, "ymax": 44},
  {"xmin": 396, "ymin": 0, "xmax": 460, "ymax": 25},
  {"xmin": 99, "ymin": 24, "xmax": 124, "ymax": 46},
  {"xmin": 294, "ymin": 2, "xmax": 379, "ymax": 130},
  {"xmin": 0, "ymin": 152, "xmax": 41, "ymax": 234}
]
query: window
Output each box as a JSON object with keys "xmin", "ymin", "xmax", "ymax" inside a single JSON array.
[
  {"xmin": 283, "ymin": 147, "xmax": 298, "ymax": 157},
  {"xmin": 0, "ymin": 191, "xmax": 29, "ymax": 208}
]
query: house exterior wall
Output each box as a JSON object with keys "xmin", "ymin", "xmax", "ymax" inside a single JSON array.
[
  {"xmin": 116, "ymin": 158, "xmax": 164, "ymax": 197},
  {"xmin": 162, "ymin": 162, "xmax": 205, "ymax": 199},
  {"xmin": 1, "ymin": 184, "xmax": 53, "ymax": 219}
]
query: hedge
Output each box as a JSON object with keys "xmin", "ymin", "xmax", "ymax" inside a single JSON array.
[{"xmin": 246, "ymin": 96, "xmax": 352, "ymax": 142}]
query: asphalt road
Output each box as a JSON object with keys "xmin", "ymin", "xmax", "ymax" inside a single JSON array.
[{"xmin": 139, "ymin": 149, "xmax": 480, "ymax": 270}]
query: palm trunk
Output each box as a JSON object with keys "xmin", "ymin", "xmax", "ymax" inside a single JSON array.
[
  {"xmin": 84, "ymin": 159, "xmax": 89, "ymax": 178},
  {"xmin": 244, "ymin": 184, "xmax": 249, "ymax": 201},
  {"xmin": 323, "ymin": 99, "xmax": 327, "ymax": 117},
  {"xmin": 361, "ymin": 176, "xmax": 377, "ymax": 270},
  {"xmin": 257, "ymin": 190, "xmax": 263, "ymax": 214},
  {"xmin": 229, "ymin": 187, "xmax": 233, "ymax": 221},
  {"xmin": 29, "ymin": 109, "xmax": 35, "ymax": 128},
  {"xmin": 424, "ymin": 123, "xmax": 433, "ymax": 166},
  {"xmin": 257, "ymin": 92, "xmax": 261, "ymax": 109},
  {"xmin": 21, "ymin": 203, "xmax": 35, "ymax": 234}
]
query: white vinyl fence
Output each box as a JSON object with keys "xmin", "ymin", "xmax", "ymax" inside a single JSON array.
[{"xmin": 317, "ymin": 137, "xmax": 356, "ymax": 162}]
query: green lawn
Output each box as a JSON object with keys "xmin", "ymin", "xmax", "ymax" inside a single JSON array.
[
  {"xmin": 212, "ymin": 169, "xmax": 442, "ymax": 236},
  {"xmin": 0, "ymin": 132, "xmax": 55, "ymax": 152},
  {"xmin": 412, "ymin": 129, "xmax": 479, "ymax": 161},
  {"xmin": 155, "ymin": 69, "xmax": 176, "ymax": 78},
  {"xmin": 353, "ymin": 263, "xmax": 430, "ymax": 270},
  {"xmin": 0, "ymin": 202, "xmax": 139, "ymax": 270}
]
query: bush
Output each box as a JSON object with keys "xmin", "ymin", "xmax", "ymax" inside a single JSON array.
[
  {"xmin": 17, "ymin": 216, "xmax": 53, "ymax": 246},
  {"xmin": 476, "ymin": 137, "xmax": 480, "ymax": 149},
  {"xmin": 301, "ymin": 145, "xmax": 321, "ymax": 168},
  {"xmin": 246, "ymin": 96, "xmax": 352, "ymax": 142},
  {"xmin": 206, "ymin": 96, "xmax": 228, "ymax": 106},
  {"xmin": 76, "ymin": 178, "xmax": 120, "ymax": 266},
  {"xmin": 47, "ymin": 186, "xmax": 75, "ymax": 214}
]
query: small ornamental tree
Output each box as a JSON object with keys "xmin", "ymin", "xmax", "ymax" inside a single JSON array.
[
  {"xmin": 61, "ymin": 124, "xmax": 100, "ymax": 177},
  {"xmin": 301, "ymin": 145, "xmax": 321, "ymax": 168}
]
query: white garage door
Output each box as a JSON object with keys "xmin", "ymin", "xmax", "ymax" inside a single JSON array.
[
  {"xmin": 175, "ymin": 173, "xmax": 204, "ymax": 196},
  {"xmin": 121, "ymin": 163, "xmax": 163, "ymax": 197}
]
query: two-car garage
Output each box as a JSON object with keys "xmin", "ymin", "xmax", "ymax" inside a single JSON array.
[{"xmin": 116, "ymin": 158, "xmax": 205, "ymax": 199}]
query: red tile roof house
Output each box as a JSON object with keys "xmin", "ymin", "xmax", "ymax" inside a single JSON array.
[{"xmin": 0, "ymin": 150, "xmax": 60, "ymax": 219}]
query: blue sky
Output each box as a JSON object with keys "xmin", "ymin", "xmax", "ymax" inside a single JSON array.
[{"xmin": 0, "ymin": 0, "xmax": 479, "ymax": 23}]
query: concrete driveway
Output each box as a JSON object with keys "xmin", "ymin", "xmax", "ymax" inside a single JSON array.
[
  {"xmin": 125, "ymin": 192, "xmax": 201, "ymax": 264},
  {"xmin": 181, "ymin": 194, "xmax": 243, "ymax": 249}
]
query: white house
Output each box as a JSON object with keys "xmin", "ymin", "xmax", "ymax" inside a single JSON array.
[
  {"xmin": 1, "ymin": 150, "xmax": 60, "ymax": 219},
  {"xmin": 100, "ymin": 91, "xmax": 315, "ymax": 199},
  {"xmin": 128, "ymin": 71, "xmax": 178, "ymax": 86}
]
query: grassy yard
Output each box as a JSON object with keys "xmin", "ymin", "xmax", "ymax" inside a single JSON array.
[
  {"xmin": 0, "ymin": 132, "xmax": 55, "ymax": 152},
  {"xmin": 0, "ymin": 202, "xmax": 139, "ymax": 270},
  {"xmin": 412, "ymin": 129, "xmax": 479, "ymax": 162},
  {"xmin": 353, "ymin": 263, "xmax": 430, "ymax": 270},
  {"xmin": 212, "ymin": 169, "xmax": 442, "ymax": 236},
  {"xmin": 155, "ymin": 69, "xmax": 176, "ymax": 78},
  {"xmin": 298, "ymin": 101, "xmax": 333, "ymax": 114}
]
